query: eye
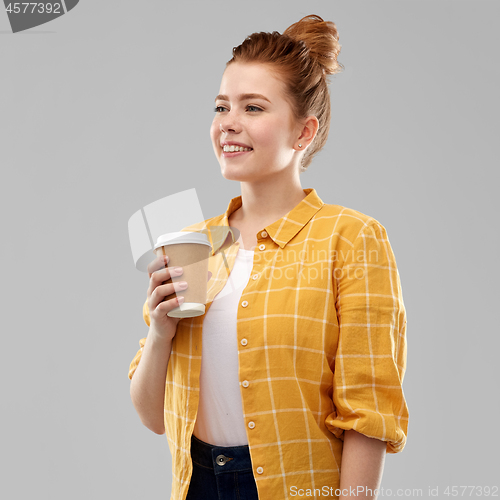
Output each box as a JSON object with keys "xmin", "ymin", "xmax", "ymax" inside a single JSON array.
[
  {"xmin": 214, "ymin": 105, "xmax": 227, "ymax": 113},
  {"xmin": 247, "ymin": 105, "xmax": 262, "ymax": 112}
]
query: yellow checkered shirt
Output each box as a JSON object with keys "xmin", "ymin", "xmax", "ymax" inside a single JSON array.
[{"xmin": 128, "ymin": 188, "xmax": 409, "ymax": 500}]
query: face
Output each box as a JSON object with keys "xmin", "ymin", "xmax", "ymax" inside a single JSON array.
[{"xmin": 210, "ymin": 62, "xmax": 303, "ymax": 182}]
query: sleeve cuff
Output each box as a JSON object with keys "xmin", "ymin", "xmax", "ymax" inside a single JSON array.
[{"xmin": 325, "ymin": 407, "xmax": 408, "ymax": 453}]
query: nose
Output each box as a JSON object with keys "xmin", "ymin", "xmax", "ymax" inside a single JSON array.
[{"xmin": 219, "ymin": 110, "xmax": 240, "ymax": 134}]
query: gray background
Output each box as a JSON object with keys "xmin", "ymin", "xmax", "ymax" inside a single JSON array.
[{"xmin": 1, "ymin": 1, "xmax": 498, "ymax": 498}]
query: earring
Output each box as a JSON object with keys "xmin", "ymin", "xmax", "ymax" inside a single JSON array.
[{"xmin": 298, "ymin": 144, "xmax": 302, "ymax": 148}]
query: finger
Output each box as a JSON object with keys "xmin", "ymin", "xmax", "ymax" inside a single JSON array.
[
  {"xmin": 150, "ymin": 282, "xmax": 185, "ymax": 314},
  {"xmin": 147, "ymin": 268, "xmax": 169, "ymax": 300},
  {"xmin": 153, "ymin": 294, "xmax": 185, "ymax": 318},
  {"xmin": 147, "ymin": 254, "xmax": 170, "ymax": 277},
  {"xmin": 147, "ymin": 265, "xmax": 184, "ymax": 303}
]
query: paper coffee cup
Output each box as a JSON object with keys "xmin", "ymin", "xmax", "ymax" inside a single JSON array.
[{"xmin": 154, "ymin": 232, "xmax": 212, "ymax": 318}]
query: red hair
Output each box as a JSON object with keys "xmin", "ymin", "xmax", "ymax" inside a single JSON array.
[{"xmin": 226, "ymin": 15, "xmax": 344, "ymax": 172}]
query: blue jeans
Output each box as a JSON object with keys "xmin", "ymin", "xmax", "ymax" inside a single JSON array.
[{"xmin": 186, "ymin": 434, "xmax": 259, "ymax": 500}]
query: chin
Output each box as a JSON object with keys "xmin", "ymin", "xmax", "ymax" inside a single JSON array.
[{"xmin": 220, "ymin": 169, "xmax": 251, "ymax": 182}]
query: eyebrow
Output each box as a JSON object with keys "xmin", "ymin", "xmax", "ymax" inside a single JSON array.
[{"xmin": 214, "ymin": 93, "xmax": 271, "ymax": 104}]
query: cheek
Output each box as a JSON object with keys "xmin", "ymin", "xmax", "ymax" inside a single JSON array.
[
  {"xmin": 209, "ymin": 122, "xmax": 221, "ymax": 158},
  {"xmin": 254, "ymin": 120, "xmax": 288, "ymax": 150},
  {"xmin": 210, "ymin": 119, "xmax": 220, "ymax": 142}
]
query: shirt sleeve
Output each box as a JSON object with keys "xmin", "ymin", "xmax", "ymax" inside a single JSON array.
[
  {"xmin": 128, "ymin": 299, "xmax": 150, "ymax": 380},
  {"xmin": 325, "ymin": 219, "xmax": 409, "ymax": 453}
]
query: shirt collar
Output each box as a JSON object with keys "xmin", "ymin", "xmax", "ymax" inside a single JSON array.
[{"xmin": 207, "ymin": 188, "xmax": 325, "ymax": 256}]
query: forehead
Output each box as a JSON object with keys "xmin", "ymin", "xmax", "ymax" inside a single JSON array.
[{"xmin": 219, "ymin": 62, "xmax": 286, "ymax": 98}]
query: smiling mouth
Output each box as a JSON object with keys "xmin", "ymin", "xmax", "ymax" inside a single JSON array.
[
  {"xmin": 221, "ymin": 146, "xmax": 253, "ymax": 158},
  {"xmin": 222, "ymin": 145, "xmax": 253, "ymax": 152}
]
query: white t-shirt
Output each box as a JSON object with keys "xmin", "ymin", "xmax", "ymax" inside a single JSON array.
[{"xmin": 193, "ymin": 246, "xmax": 255, "ymax": 446}]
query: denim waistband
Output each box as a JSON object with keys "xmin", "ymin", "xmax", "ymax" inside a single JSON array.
[{"xmin": 190, "ymin": 434, "xmax": 253, "ymax": 475}]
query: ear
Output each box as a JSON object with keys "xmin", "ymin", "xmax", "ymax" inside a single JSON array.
[{"xmin": 295, "ymin": 115, "xmax": 319, "ymax": 150}]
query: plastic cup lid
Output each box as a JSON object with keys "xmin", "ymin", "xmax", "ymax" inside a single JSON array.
[{"xmin": 153, "ymin": 231, "xmax": 211, "ymax": 250}]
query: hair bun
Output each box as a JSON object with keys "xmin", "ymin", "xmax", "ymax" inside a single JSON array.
[{"xmin": 283, "ymin": 14, "xmax": 343, "ymax": 75}]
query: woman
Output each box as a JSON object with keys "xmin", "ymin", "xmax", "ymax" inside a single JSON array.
[{"xmin": 129, "ymin": 14, "xmax": 408, "ymax": 500}]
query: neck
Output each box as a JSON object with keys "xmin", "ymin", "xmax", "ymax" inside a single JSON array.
[{"xmin": 234, "ymin": 175, "xmax": 307, "ymax": 225}]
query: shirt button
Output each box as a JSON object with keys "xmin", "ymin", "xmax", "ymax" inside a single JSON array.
[
  {"xmin": 248, "ymin": 421, "xmax": 255, "ymax": 429},
  {"xmin": 260, "ymin": 231, "xmax": 268, "ymax": 238},
  {"xmin": 242, "ymin": 380, "xmax": 249, "ymax": 388},
  {"xmin": 241, "ymin": 300, "xmax": 248, "ymax": 307},
  {"xmin": 240, "ymin": 338, "xmax": 248, "ymax": 346},
  {"xmin": 252, "ymin": 274, "xmax": 259, "ymax": 280},
  {"xmin": 258, "ymin": 244, "xmax": 266, "ymax": 251},
  {"xmin": 256, "ymin": 467, "xmax": 264, "ymax": 475}
]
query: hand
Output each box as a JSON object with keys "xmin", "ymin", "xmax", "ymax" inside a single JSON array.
[{"xmin": 146, "ymin": 254, "xmax": 188, "ymax": 340}]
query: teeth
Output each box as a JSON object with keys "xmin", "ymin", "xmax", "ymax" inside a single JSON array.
[{"xmin": 223, "ymin": 145, "xmax": 252, "ymax": 152}]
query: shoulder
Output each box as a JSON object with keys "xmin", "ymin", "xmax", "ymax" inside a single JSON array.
[
  {"xmin": 179, "ymin": 213, "xmax": 225, "ymax": 233},
  {"xmin": 314, "ymin": 203, "xmax": 385, "ymax": 243}
]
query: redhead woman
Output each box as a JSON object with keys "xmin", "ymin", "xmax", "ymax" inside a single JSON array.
[{"xmin": 129, "ymin": 14, "xmax": 408, "ymax": 500}]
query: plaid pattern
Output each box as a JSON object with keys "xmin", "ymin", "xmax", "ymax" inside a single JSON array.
[{"xmin": 128, "ymin": 188, "xmax": 408, "ymax": 500}]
